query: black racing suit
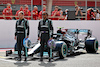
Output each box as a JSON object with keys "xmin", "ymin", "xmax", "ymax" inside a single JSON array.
[
  {"xmin": 15, "ymin": 18, "xmax": 29, "ymax": 58},
  {"xmin": 38, "ymin": 19, "xmax": 53, "ymax": 59}
]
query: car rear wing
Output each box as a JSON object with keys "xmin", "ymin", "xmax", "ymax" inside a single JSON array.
[
  {"xmin": 78, "ymin": 29, "xmax": 92, "ymax": 36},
  {"xmin": 66, "ymin": 29, "xmax": 92, "ymax": 37}
]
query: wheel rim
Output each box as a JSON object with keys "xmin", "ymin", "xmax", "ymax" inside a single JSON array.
[
  {"xmin": 94, "ymin": 40, "xmax": 98, "ymax": 51},
  {"xmin": 96, "ymin": 41, "xmax": 98, "ymax": 50},
  {"xmin": 62, "ymin": 44, "xmax": 67, "ymax": 57}
]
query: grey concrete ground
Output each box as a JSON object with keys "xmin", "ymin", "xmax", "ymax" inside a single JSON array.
[{"xmin": 0, "ymin": 49, "xmax": 100, "ymax": 67}]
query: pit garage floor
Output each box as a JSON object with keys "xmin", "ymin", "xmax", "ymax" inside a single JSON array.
[{"xmin": 0, "ymin": 47, "xmax": 100, "ymax": 67}]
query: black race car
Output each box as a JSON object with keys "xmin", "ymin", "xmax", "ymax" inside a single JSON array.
[{"xmin": 56, "ymin": 28, "xmax": 98, "ymax": 55}]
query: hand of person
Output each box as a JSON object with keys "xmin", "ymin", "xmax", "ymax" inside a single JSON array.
[
  {"xmin": 53, "ymin": 11, "xmax": 57, "ymax": 16},
  {"xmin": 49, "ymin": 38, "xmax": 53, "ymax": 40},
  {"xmin": 25, "ymin": 36, "xmax": 29, "ymax": 39},
  {"xmin": 38, "ymin": 37, "xmax": 41, "ymax": 41},
  {"xmin": 14, "ymin": 36, "xmax": 16, "ymax": 40},
  {"xmin": 33, "ymin": 12, "xmax": 35, "ymax": 15},
  {"xmin": 55, "ymin": 11, "xmax": 58, "ymax": 14}
]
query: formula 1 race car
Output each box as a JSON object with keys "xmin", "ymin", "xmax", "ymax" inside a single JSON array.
[
  {"xmin": 6, "ymin": 28, "xmax": 98, "ymax": 61},
  {"xmin": 56, "ymin": 28, "xmax": 98, "ymax": 55},
  {"xmin": 6, "ymin": 35, "xmax": 68, "ymax": 61}
]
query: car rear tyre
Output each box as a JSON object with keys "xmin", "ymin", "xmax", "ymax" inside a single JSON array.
[{"xmin": 85, "ymin": 39, "xmax": 98, "ymax": 53}]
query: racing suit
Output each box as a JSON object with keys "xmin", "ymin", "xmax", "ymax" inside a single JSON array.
[
  {"xmin": 15, "ymin": 18, "xmax": 29, "ymax": 59},
  {"xmin": 38, "ymin": 19, "xmax": 53, "ymax": 61}
]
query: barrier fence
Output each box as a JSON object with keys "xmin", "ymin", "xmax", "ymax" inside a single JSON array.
[{"xmin": 0, "ymin": 0, "xmax": 100, "ymax": 20}]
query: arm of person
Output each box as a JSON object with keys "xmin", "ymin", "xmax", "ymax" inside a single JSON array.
[
  {"xmin": 38, "ymin": 21, "xmax": 41, "ymax": 40},
  {"xmin": 26, "ymin": 20, "xmax": 30, "ymax": 38},
  {"xmin": 53, "ymin": 11, "xmax": 57, "ymax": 17},
  {"xmin": 33, "ymin": 11, "xmax": 36, "ymax": 15},
  {"xmin": 49, "ymin": 20, "xmax": 54, "ymax": 40},
  {"xmin": 14, "ymin": 21, "xmax": 17, "ymax": 40},
  {"xmin": 51, "ymin": 11, "xmax": 57, "ymax": 17},
  {"xmin": 10, "ymin": 10, "xmax": 12, "ymax": 19},
  {"xmin": 3, "ymin": 14, "xmax": 6, "ymax": 19},
  {"xmin": 38, "ymin": 11, "xmax": 42, "ymax": 20},
  {"xmin": 80, "ymin": 10, "xmax": 83, "ymax": 16},
  {"xmin": 2, "ymin": 9, "xmax": 6, "ymax": 19},
  {"xmin": 75, "ymin": 10, "xmax": 79, "ymax": 16},
  {"xmin": 28, "ymin": 11, "xmax": 31, "ymax": 20}
]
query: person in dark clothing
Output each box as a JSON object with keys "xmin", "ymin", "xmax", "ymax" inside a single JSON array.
[
  {"xmin": 75, "ymin": 5, "xmax": 83, "ymax": 20},
  {"xmin": 14, "ymin": 11, "xmax": 29, "ymax": 61},
  {"xmin": 38, "ymin": 11, "xmax": 53, "ymax": 62}
]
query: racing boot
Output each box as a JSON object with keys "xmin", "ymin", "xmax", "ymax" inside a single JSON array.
[
  {"xmin": 24, "ymin": 57, "xmax": 27, "ymax": 61},
  {"xmin": 40, "ymin": 57, "xmax": 43, "ymax": 61},
  {"xmin": 17, "ymin": 57, "xmax": 21, "ymax": 61},
  {"xmin": 49, "ymin": 58, "xmax": 51, "ymax": 62}
]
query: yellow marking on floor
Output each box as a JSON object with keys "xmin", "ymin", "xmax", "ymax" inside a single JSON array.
[{"xmin": 0, "ymin": 56, "xmax": 7, "ymax": 58}]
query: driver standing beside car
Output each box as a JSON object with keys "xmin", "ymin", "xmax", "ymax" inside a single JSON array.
[
  {"xmin": 38, "ymin": 11, "xmax": 54, "ymax": 62},
  {"xmin": 14, "ymin": 11, "xmax": 30, "ymax": 61}
]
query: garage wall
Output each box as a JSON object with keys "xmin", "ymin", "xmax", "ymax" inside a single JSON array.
[{"xmin": 0, "ymin": 20, "xmax": 100, "ymax": 48}]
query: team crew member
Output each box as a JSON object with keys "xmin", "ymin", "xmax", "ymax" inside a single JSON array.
[
  {"xmin": 38, "ymin": 5, "xmax": 46, "ymax": 19},
  {"xmin": 14, "ymin": 11, "xmax": 30, "ymax": 61},
  {"xmin": 51, "ymin": 6, "xmax": 60, "ymax": 20},
  {"xmin": 87, "ymin": 8, "xmax": 95, "ymax": 20},
  {"xmin": 38, "ymin": 11, "xmax": 53, "ymax": 62},
  {"xmin": 75, "ymin": 5, "xmax": 83, "ymax": 20},
  {"xmin": 2, "ymin": 3, "xmax": 12, "ymax": 20},
  {"xmin": 15, "ymin": 6, "xmax": 24, "ymax": 20},
  {"xmin": 23, "ymin": 4, "xmax": 31, "ymax": 20},
  {"xmin": 65, "ymin": 9, "xmax": 68, "ymax": 20},
  {"xmin": 32, "ymin": 6, "xmax": 38, "ymax": 20}
]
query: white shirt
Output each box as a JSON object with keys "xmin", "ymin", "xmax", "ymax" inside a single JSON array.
[{"xmin": 96, "ymin": 13, "xmax": 100, "ymax": 19}]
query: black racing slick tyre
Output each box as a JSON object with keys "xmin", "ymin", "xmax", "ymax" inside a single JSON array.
[
  {"xmin": 59, "ymin": 42, "xmax": 68, "ymax": 59},
  {"xmin": 85, "ymin": 38, "xmax": 98, "ymax": 53}
]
